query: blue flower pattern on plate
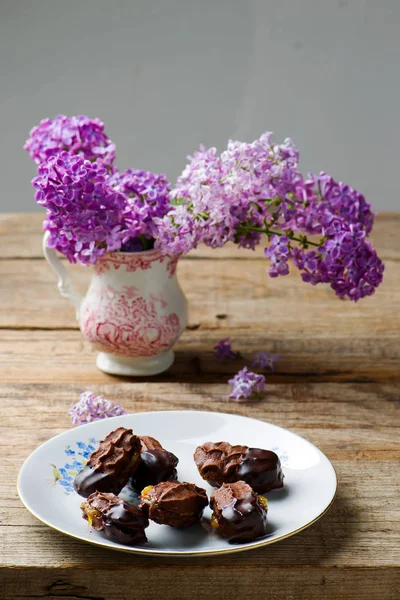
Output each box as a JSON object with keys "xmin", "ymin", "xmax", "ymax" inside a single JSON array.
[
  {"xmin": 50, "ymin": 437, "xmax": 139, "ymax": 503},
  {"xmin": 51, "ymin": 438, "xmax": 98, "ymax": 494},
  {"xmin": 272, "ymin": 446, "xmax": 289, "ymax": 466}
]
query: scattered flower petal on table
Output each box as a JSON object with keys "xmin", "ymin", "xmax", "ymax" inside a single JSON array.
[
  {"xmin": 68, "ymin": 391, "xmax": 127, "ymax": 426},
  {"xmin": 252, "ymin": 351, "xmax": 280, "ymax": 371},
  {"xmin": 228, "ymin": 367, "xmax": 265, "ymax": 402},
  {"xmin": 214, "ymin": 338, "xmax": 240, "ymax": 360}
]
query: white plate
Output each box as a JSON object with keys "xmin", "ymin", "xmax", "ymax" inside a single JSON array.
[{"xmin": 18, "ymin": 410, "xmax": 337, "ymax": 556}]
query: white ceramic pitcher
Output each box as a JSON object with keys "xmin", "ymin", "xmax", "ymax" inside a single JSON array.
[{"xmin": 43, "ymin": 231, "xmax": 188, "ymax": 376}]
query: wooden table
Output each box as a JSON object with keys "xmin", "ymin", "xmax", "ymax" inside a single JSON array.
[{"xmin": 0, "ymin": 213, "xmax": 399, "ymax": 600}]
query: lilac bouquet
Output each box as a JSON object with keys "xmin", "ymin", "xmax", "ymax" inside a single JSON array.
[
  {"xmin": 26, "ymin": 116, "xmax": 384, "ymax": 301},
  {"xmin": 157, "ymin": 134, "xmax": 383, "ymax": 301}
]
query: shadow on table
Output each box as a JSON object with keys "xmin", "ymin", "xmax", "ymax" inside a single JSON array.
[{"xmin": 103, "ymin": 349, "xmax": 351, "ymax": 385}]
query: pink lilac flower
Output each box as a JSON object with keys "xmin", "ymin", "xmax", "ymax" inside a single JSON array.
[
  {"xmin": 156, "ymin": 133, "xmax": 303, "ymax": 254},
  {"xmin": 24, "ymin": 114, "xmax": 116, "ymax": 169},
  {"xmin": 33, "ymin": 152, "xmax": 126, "ymax": 264},
  {"xmin": 228, "ymin": 367, "xmax": 265, "ymax": 402},
  {"xmin": 109, "ymin": 168, "xmax": 171, "ymax": 249},
  {"xmin": 214, "ymin": 338, "xmax": 239, "ymax": 360},
  {"xmin": 252, "ymin": 351, "xmax": 280, "ymax": 371},
  {"xmin": 68, "ymin": 391, "xmax": 127, "ymax": 426},
  {"xmin": 156, "ymin": 131, "xmax": 383, "ymax": 302}
]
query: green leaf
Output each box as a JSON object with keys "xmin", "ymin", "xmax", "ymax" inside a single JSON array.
[{"xmin": 170, "ymin": 197, "xmax": 186, "ymax": 206}]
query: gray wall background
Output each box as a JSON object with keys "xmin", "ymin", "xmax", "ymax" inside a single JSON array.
[{"xmin": 1, "ymin": 0, "xmax": 399, "ymax": 212}]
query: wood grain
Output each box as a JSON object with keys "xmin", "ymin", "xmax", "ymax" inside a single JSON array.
[
  {"xmin": 0, "ymin": 213, "xmax": 399, "ymax": 599},
  {"xmin": 0, "ymin": 329, "xmax": 399, "ymax": 383},
  {"xmin": 0, "ymin": 383, "xmax": 399, "ymax": 569},
  {"xmin": 2, "ymin": 567, "xmax": 399, "ymax": 600},
  {"xmin": 1, "ymin": 212, "xmax": 399, "ymax": 261},
  {"xmin": 1, "ymin": 253, "xmax": 398, "ymax": 332}
]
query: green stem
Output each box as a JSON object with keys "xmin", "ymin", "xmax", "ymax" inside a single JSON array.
[{"xmin": 236, "ymin": 225, "xmax": 321, "ymax": 248}]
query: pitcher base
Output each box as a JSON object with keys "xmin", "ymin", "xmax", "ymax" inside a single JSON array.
[{"xmin": 96, "ymin": 350, "xmax": 174, "ymax": 377}]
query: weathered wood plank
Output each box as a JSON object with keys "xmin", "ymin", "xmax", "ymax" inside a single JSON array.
[
  {"xmin": 0, "ymin": 212, "xmax": 399, "ymax": 260},
  {"xmin": 0, "ymin": 383, "xmax": 398, "ymax": 572},
  {"xmin": 2, "ymin": 565, "xmax": 399, "ymax": 600},
  {"xmin": 0, "ymin": 258, "xmax": 398, "ymax": 335},
  {"xmin": 1, "ymin": 382, "xmax": 399, "ymax": 444},
  {"xmin": 0, "ymin": 329, "xmax": 399, "ymax": 383}
]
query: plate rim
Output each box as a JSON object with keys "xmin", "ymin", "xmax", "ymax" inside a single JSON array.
[{"xmin": 17, "ymin": 409, "xmax": 338, "ymax": 557}]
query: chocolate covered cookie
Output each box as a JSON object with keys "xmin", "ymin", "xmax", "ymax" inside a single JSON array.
[
  {"xmin": 194, "ymin": 441, "xmax": 284, "ymax": 493},
  {"xmin": 139, "ymin": 481, "xmax": 208, "ymax": 528},
  {"xmin": 130, "ymin": 436, "xmax": 179, "ymax": 492},
  {"xmin": 210, "ymin": 481, "xmax": 268, "ymax": 543},
  {"xmin": 81, "ymin": 491, "xmax": 148, "ymax": 545},
  {"xmin": 74, "ymin": 427, "xmax": 141, "ymax": 498}
]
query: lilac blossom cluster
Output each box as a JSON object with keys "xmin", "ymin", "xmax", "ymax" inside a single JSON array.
[
  {"xmin": 24, "ymin": 114, "xmax": 116, "ymax": 169},
  {"xmin": 26, "ymin": 117, "xmax": 384, "ymax": 299},
  {"xmin": 109, "ymin": 168, "xmax": 171, "ymax": 250},
  {"xmin": 27, "ymin": 115, "xmax": 172, "ymax": 261},
  {"xmin": 156, "ymin": 133, "xmax": 384, "ymax": 301},
  {"xmin": 32, "ymin": 152, "xmax": 127, "ymax": 264},
  {"xmin": 68, "ymin": 391, "xmax": 127, "ymax": 426}
]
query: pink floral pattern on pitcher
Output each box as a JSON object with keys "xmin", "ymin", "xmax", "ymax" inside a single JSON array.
[
  {"xmin": 94, "ymin": 251, "xmax": 179, "ymax": 277},
  {"xmin": 81, "ymin": 285, "xmax": 180, "ymax": 357}
]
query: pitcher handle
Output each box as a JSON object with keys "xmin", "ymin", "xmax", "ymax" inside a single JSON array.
[{"xmin": 42, "ymin": 231, "xmax": 82, "ymax": 320}]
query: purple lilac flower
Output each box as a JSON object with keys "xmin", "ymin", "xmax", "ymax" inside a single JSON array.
[
  {"xmin": 156, "ymin": 131, "xmax": 383, "ymax": 302},
  {"xmin": 252, "ymin": 351, "xmax": 280, "ymax": 371},
  {"xmin": 214, "ymin": 338, "xmax": 239, "ymax": 360},
  {"xmin": 283, "ymin": 220, "xmax": 384, "ymax": 301},
  {"xmin": 109, "ymin": 168, "xmax": 171, "ymax": 248},
  {"xmin": 264, "ymin": 235, "xmax": 291, "ymax": 277},
  {"xmin": 33, "ymin": 152, "xmax": 126, "ymax": 264},
  {"xmin": 228, "ymin": 367, "xmax": 265, "ymax": 402},
  {"xmin": 24, "ymin": 114, "xmax": 116, "ymax": 169},
  {"xmin": 314, "ymin": 172, "xmax": 375, "ymax": 234},
  {"xmin": 68, "ymin": 391, "xmax": 127, "ymax": 426},
  {"xmin": 316, "ymin": 222, "xmax": 383, "ymax": 301}
]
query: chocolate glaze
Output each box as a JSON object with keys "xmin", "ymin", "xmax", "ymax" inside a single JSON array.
[
  {"xmin": 238, "ymin": 448, "xmax": 284, "ymax": 493},
  {"xmin": 210, "ymin": 481, "xmax": 268, "ymax": 543},
  {"xmin": 81, "ymin": 491, "xmax": 148, "ymax": 546},
  {"xmin": 74, "ymin": 465, "xmax": 125, "ymax": 498},
  {"xmin": 130, "ymin": 449, "xmax": 179, "ymax": 492},
  {"xmin": 194, "ymin": 441, "xmax": 284, "ymax": 493},
  {"xmin": 139, "ymin": 481, "xmax": 208, "ymax": 528}
]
